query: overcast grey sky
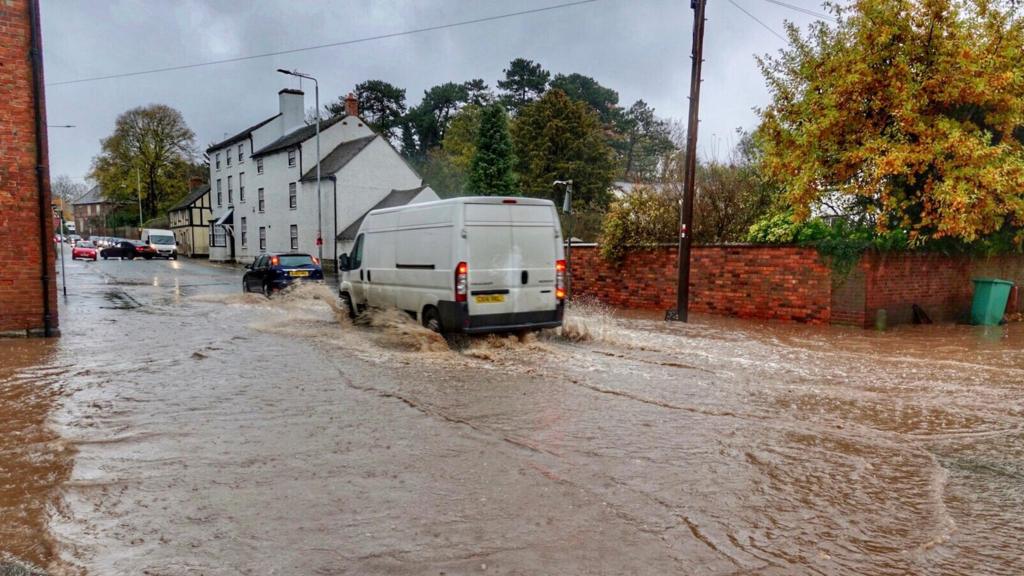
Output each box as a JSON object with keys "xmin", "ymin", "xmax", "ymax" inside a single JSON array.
[{"xmin": 41, "ymin": 0, "xmax": 824, "ymax": 185}]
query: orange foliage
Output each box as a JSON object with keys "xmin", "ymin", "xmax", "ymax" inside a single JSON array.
[{"xmin": 758, "ymin": 0, "xmax": 1024, "ymax": 243}]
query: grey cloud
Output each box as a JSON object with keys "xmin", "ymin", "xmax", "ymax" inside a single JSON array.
[{"xmin": 42, "ymin": 0, "xmax": 821, "ymax": 182}]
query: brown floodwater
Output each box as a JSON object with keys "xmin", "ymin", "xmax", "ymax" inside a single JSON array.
[
  {"xmin": 0, "ymin": 339, "xmax": 72, "ymax": 573},
  {"xmin": 1, "ymin": 253, "xmax": 1023, "ymax": 574}
]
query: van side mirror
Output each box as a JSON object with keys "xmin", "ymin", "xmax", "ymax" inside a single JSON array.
[{"xmin": 338, "ymin": 253, "xmax": 350, "ymax": 272}]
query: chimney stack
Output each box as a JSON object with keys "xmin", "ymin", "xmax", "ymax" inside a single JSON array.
[
  {"xmin": 344, "ymin": 92, "xmax": 358, "ymax": 117},
  {"xmin": 279, "ymin": 88, "xmax": 305, "ymax": 133}
]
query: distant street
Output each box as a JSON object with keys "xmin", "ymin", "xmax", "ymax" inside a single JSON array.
[{"xmin": 1, "ymin": 245, "xmax": 1023, "ymax": 575}]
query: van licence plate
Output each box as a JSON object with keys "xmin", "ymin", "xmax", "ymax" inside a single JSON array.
[
  {"xmin": 289, "ymin": 270, "xmax": 310, "ymax": 277},
  {"xmin": 475, "ymin": 294, "xmax": 505, "ymax": 304}
]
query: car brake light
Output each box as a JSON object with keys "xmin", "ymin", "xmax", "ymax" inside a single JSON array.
[
  {"xmin": 455, "ymin": 261, "xmax": 468, "ymax": 303},
  {"xmin": 502, "ymin": 199, "xmax": 517, "ymax": 204},
  {"xmin": 271, "ymin": 256, "xmax": 279, "ymax": 266},
  {"xmin": 555, "ymin": 259, "xmax": 566, "ymax": 300}
]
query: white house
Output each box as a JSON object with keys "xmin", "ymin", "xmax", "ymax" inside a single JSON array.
[{"xmin": 205, "ymin": 89, "xmax": 438, "ymax": 267}]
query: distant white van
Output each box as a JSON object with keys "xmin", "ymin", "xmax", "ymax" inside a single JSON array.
[
  {"xmin": 141, "ymin": 228, "xmax": 178, "ymax": 259},
  {"xmin": 338, "ymin": 196, "xmax": 566, "ymax": 334}
]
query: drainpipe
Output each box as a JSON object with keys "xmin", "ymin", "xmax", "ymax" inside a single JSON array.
[
  {"xmin": 28, "ymin": 0, "xmax": 55, "ymax": 337},
  {"xmin": 328, "ymin": 175, "xmax": 338, "ymax": 268}
]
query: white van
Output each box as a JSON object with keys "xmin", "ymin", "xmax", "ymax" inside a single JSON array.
[
  {"xmin": 141, "ymin": 228, "xmax": 178, "ymax": 259},
  {"xmin": 338, "ymin": 196, "xmax": 566, "ymax": 334}
]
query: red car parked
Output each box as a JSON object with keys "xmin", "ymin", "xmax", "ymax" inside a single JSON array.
[{"xmin": 72, "ymin": 240, "xmax": 98, "ymax": 261}]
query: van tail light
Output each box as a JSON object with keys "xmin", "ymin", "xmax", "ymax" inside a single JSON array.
[
  {"xmin": 270, "ymin": 256, "xmax": 280, "ymax": 266},
  {"xmin": 455, "ymin": 261, "xmax": 468, "ymax": 303},
  {"xmin": 555, "ymin": 259, "xmax": 567, "ymax": 300}
]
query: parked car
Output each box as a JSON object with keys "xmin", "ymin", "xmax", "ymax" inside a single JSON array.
[
  {"xmin": 100, "ymin": 240, "xmax": 157, "ymax": 260},
  {"xmin": 337, "ymin": 196, "xmax": 565, "ymax": 334},
  {"xmin": 72, "ymin": 240, "xmax": 98, "ymax": 261},
  {"xmin": 141, "ymin": 228, "xmax": 178, "ymax": 259},
  {"xmin": 243, "ymin": 253, "xmax": 324, "ymax": 296},
  {"xmin": 66, "ymin": 234, "xmax": 81, "ymax": 245}
]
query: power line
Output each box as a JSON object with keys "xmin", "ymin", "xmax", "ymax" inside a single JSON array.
[
  {"xmin": 759, "ymin": 0, "xmax": 836, "ymax": 22},
  {"xmin": 727, "ymin": 0, "xmax": 787, "ymax": 42},
  {"xmin": 48, "ymin": 0, "xmax": 601, "ymax": 87}
]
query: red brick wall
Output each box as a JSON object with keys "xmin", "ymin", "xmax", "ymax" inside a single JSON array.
[
  {"xmin": 571, "ymin": 245, "xmax": 1024, "ymax": 327},
  {"xmin": 570, "ymin": 245, "xmax": 833, "ymax": 324},
  {"xmin": 861, "ymin": 253, "xmax": 972, "ymax": 325},
  {"xmin": 849, "ymin": 253, "xmax": 1024, "ymax": 327},
  {"xmin": 0, "ymin": 0, "xmax": 58, "ymax": 336}
]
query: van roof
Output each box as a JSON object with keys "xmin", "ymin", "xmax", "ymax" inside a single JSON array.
[{"xmin": 371, "ymin": 196, "xmax": 554, "ymax": 215}]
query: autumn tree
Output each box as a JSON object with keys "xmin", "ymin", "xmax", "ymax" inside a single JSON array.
[
  {"xmin": 90, "ymin": 104, "xmax": 197, "ymax": 220},
  {"xmin": 468, "ymin": 104, "xmax": 516, "ymax": 196},
  {"xmin": 329, "ymin": 80, "xmax": 407, "ymax": 141},
  {"xmin": 497, "ymin": 58, "xmax": 550, "ymax": 115},
  {"xmin": 510, "ymin": 90, "xmax": 616, "ymax": 210},
  {"xmin": 758, "ymin": 0, "xmax": 1024, "ymax": 244}
]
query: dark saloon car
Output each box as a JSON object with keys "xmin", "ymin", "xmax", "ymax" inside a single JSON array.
[
  {"xmin": 243, "ymin": 253, "xmax": 324, "ymax": 295},
  {"xmin": 100, "ymin": 240, "xmax": 158, "ymax": 260}
]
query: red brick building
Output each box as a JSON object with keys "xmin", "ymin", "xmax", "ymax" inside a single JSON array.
[
  {"xmin": 73, "ymin": 185, "xmax": 122, "ymax": 238},
  {"xmin": 0, "ymin": 0, "xmax": 58, "ymax": 337}
]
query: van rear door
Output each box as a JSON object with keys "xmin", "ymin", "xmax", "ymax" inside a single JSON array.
[{"xmin": 465, "ymin": 202, "xmax": 559, "ymax": 317}]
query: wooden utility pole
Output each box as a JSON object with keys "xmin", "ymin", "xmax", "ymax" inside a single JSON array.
[{"xmin": 672, "ymin": 0, "xmax": 707, "ymax": 322}]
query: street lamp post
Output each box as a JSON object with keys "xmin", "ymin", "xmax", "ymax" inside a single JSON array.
[
  {"xmin": 136, "ymin": 165, "xmax": 143, "ymax": 229},
  {"xmin": 51, "ymin": 204, "xmax": 67, "ymax": 297},
  {"xmin": 553, "ymin": 180, "xmax": 574, "ymax": 298},
  {"xmin": 277, "ymin": 68, "xmax": 323, "ymax": 263}
]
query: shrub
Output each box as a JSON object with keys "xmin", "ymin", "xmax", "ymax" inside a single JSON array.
[{"xmin": 599, "ymin": 186, "xmax": 678, "ymax": 261}]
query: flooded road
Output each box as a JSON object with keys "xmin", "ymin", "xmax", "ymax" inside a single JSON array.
[{"xmin": 1, "ymin": 246, "xmax": 1022, "ymax": 574}]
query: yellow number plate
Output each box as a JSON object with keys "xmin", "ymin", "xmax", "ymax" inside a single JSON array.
[
  {"xmin": 475, "ymin": 294, "xmax": 505, "ymax": 304},
  {"xmin": 289, "ymin": 270, "xmax": 310, "ymax": 277}
]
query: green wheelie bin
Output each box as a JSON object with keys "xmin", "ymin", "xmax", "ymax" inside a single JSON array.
[{"xmin": 970, "ymin": 278, "xmax": 1013, "ymax": 325}]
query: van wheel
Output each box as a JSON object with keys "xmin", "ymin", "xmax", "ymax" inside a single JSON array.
[
  {"xmin": 340, "ymin": 292, "xmax": 357, "ymax": 319},
  {"xmin": 421, "ymin": 306, "xmax": 442, "ymax": 333}
]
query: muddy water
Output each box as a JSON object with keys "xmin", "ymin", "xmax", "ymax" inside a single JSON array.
[
  {"xmin": 0, "ymin": 339, "xmax": 72, "ymax": 573},
  {"xmin": 1, "ymin": 254, "xmax": 1023, "ymax": 574}
]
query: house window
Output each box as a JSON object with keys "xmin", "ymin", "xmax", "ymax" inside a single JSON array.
[
  {"xmin": 216, "ymin": 153, "xmax": 221, "ymax": 170},
  {"xmin": 256, "ymin": 158, "xmax": 263, "ymax": 174},
  {"xmin": 289, "ymin": 182, "xmax": 296, "ymax": 210},
  {"xmin": 239, "ymin": 172, "xmax": 245, "ymax": 203},
  {"xmin": 227, "ymin": 175, "xmax": 233, "ymax": 205},
  {"xmin": 287, "ymin": 149, "xmax": 296, "ymax": 167},
  {"xmin": 216, "ymin": 179, "xmax": 222, "ymax": 206},
  {"xmin": 258, "ymin": 188, "xmax": 265, "ymax": 212},
  {"xmin": 227, "ymin": 151, "xmax": 232, "ymax": 167},
  {"xmin": 259, "ymin": 227, "xmax": 266, "ymax": 251},
  {"xmin": 290, "ymin": 225, "xmax": 298, "ymax": 251},
  {"xmin": 240, "ymin": 216, "xmax": 247, "ymax": 248},
  {"xmin": 237, "ymin": 143, "xmax": 244, "ymax": 163},
  {"xmin": 211, "ymin": 224, "xmax": 226, "ymax": 247}
]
